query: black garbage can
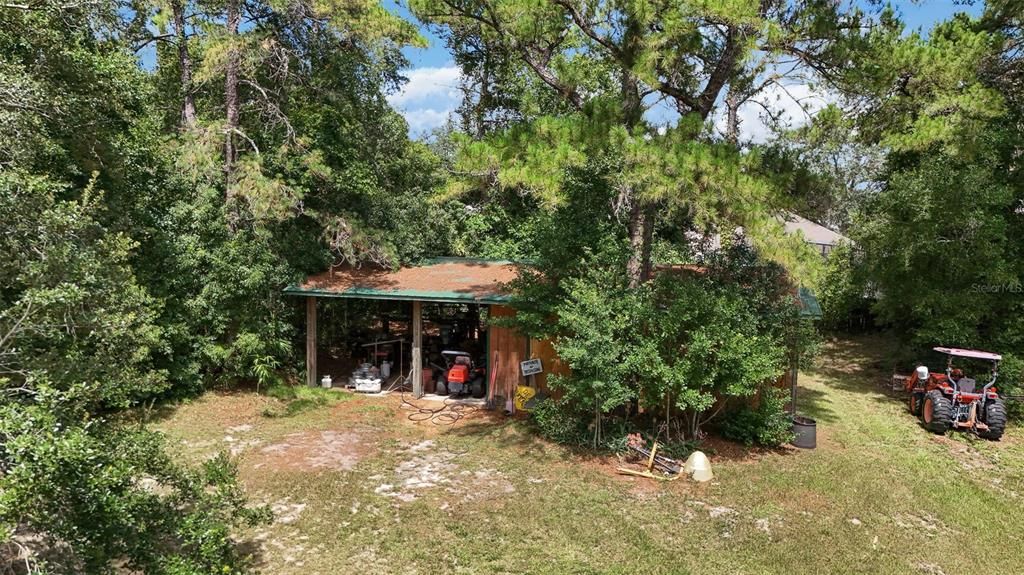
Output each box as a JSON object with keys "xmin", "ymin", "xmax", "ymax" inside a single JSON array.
[{"xmin": 791, "ymin": 415, "xmax": 817, "ymax": 449}]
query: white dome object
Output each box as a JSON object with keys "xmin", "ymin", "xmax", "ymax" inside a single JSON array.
[
  {"xmin": 684, "ymin": 451, "xmax": 713, "ymax": 482},
  {"xmin": 916, "ymin": 366, "xmax": 929, "ymax": 382}
]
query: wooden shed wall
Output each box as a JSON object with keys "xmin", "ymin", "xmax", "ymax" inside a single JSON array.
[
  {"xmin": 487, "ymin": 305, "xmax": 569, "ymax": 397},
  {"xmin": 530, "ymin": 337, "xmax": 569, "ymax": 392},
  {"xmin": 488, "ymin": 305, "xmax": 527, "ymax": 399}
]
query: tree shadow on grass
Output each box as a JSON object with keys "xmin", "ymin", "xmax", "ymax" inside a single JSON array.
[
  {"xmin": 446, "ymin": 411, "xmax": 805, "ymax": 468},
  {"xmin": 806, "ymin": 332, "xmax": 907, "ymax": 410},
  {"xmin": 234, "ymin": 538, "xmax": 268, "ymax": 574},
  {"xmin": 446, "ymin": 414, "xmax": 661, "ymax": 473},
  {"xmin": 129, "ymin": 387, "xmax": 275, "ymax": 426},
  {"xmin": 793, "ymin": 385, "xmax": 838, "ymax": 424},
  {"xmin": 443, "ymin": 416, "xmax": 576, "ymax": 465}
]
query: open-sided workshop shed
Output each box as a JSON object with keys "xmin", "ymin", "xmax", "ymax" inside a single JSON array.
[{"xmin": 284, "ymin": 258, "xmax": 563, "ymax": 402}]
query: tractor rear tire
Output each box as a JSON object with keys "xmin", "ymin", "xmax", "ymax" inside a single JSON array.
[
  {"xmin": 909, "ymin": 392, "xmax": 924, "ymax": 416},
  {"xmin": 922, "ymin": 390, "xmax": 953, "ymax": 434},
  {"xmin": 980, "ymin": 399, "xmax": 1007, "ymax": 441}
]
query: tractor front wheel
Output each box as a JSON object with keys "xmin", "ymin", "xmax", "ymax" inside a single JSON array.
[
  {"xmin": 922, "ymin": 390, "xmax": 953, "ymax": 434},
  {"xmin": 980, "ymin": 399, "xmax": 1007, "ymax": 441},
  {"xmin": 909, "ymin": 392, "xmax": 924, "ymax": 416}
]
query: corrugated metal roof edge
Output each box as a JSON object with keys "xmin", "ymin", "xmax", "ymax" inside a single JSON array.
[{"xmin": 282, "ymin": 285, "xmax": 513, "ymax": 305}]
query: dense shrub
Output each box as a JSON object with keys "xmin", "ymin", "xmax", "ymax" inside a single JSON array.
[
  {"xmin": 818, "ymin": 242, "xmax": 873, "ymax": 332},
  {"xmin": 529, "ymin": 398, "xmax": 592, "ymax": 446},
  {"xmin": 261, "ymin": 383, "xmax": 350, "ymax": 418},
  {"xmin": 0, "ymin": 174, "xmax": 272, "ymax": 573},
  {"xmin": 529, "ymin": 396, "xmax": 637, "ymax": 452},
  {"xmin": 0, "ymin": 393, "xmax": 271, "ymax": 574},
  {"xmin": 511, "ymin": 235, "xmax": 807, "ymax": 443},
  {"xmin": 997, "ymin": 354, "xmax": 1024, "ymax": 420},
  {"xmin": 719, "ymin": 388, "xmax": 796, "ymax": 447}
]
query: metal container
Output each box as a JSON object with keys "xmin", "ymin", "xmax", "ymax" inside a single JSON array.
[{"xmin": 791, "ymin": 415, "xmax": 817, "ymax": 449}]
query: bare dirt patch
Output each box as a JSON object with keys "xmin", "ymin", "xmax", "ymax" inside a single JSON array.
[
  {"xmin": 269, "ymin": 499, "xmax": 307, "ymax": 524},
  {"xmin": 256, "ymin": 430, "xmax": 369, "ymax": 472},
  {"xmin": 931, "ymin": 435, "xmax": 995, "ymax": 471},
  {"xmin": 892, "ymin": 512, "xmax": 960, "ymax": 537},
  {"xmin": 370, "ymin": 439, "xmax": 514, "ymax": 504},
  {"xmin": 701, "ymin": 435, "xmax": 802, "ymax": 462}
]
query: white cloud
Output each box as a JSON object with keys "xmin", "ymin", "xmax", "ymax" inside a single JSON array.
[
  {"xmin": 388, "ymin": 65, "xmax": 461, "ymax": 106},
  {"xmin": 714, "ymin": 81, "xmax": 833, "ymax": 143},
  {"xmin": 388, "ymin": 65, "xmax": 462, "ymax": 135},
  {"xmin": 402, "ymin": 107, "xmax": 455, "ymax": 133}
]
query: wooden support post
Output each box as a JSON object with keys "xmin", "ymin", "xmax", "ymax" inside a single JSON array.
[
  {"xmin": 306, "ymin": 296, "xmax": 317, "ymax": 387},
  {"xmin": 412, "ymin": 300, "xmax": 423, "ymax": 398}
]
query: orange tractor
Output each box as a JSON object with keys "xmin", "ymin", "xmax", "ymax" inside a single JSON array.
[{"xmin": 902, "ymin": 347, "xmax": 1007, "ymax": 440}]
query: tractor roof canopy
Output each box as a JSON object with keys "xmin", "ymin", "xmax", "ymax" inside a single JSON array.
[{"xmin": 933, "ymin": 347, "xmax": 1002, "ymax": 362}]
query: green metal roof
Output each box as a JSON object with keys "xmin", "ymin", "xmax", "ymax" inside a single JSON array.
[{"xmin": 284, "ymin": 258, "xmax": 518, "ymax": 305}]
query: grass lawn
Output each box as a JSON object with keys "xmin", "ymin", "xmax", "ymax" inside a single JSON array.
[{"xmin": 152, "ymin": 335, "xmax": 1024, "ymax": 574}]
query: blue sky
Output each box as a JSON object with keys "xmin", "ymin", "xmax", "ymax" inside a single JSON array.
[{"xmin": 387, "ymin": 0, "xmax": 985, "ymax": 138}]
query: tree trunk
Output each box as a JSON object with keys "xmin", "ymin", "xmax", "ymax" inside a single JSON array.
[
  {"xmin": 620, "ymin": 12, "xmax": 652, "ymax": 289},
  {"xmin": 626, "ymin": 200, "xmax": 653, "ymax": 288},
  {"xmin": 224, "ymin": 0, "xmax": 240, "ymax": 179},
  {"xmin": 725, "ymin": 89, "xmax": 740, "ymax": 145},
  {"xmin": 476, "ymin": 49, "xmax": 490, "ymax": 138},
  {"xmin": 171, "ymin": 0, "xmax": 196, "ymax": 128}
]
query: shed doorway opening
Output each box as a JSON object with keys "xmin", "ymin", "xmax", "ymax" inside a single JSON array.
[{"xmin": 310, "ymin": 297, "xmax": 491, "ymax": 401}]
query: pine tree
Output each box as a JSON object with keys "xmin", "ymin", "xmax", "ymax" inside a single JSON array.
[{"xmin": 413, "ymin": 0, "xmax": 888, "ymax": 285}]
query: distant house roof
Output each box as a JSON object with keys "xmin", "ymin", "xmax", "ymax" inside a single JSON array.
[
  {"xmin": 284, "ymin": 258, "xmax": 518, "ymax": 304},
  {"xmin": 781, "ymin": 213, "xmax": 848, "ymax": 246}
]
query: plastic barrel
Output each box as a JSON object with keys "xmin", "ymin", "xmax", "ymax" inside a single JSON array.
[{"xmin": 791, "ymin": 415, "xmax": 817, "ymax": 449}]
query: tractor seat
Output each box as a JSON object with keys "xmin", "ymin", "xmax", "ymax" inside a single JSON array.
[{"xmin": 957, "ymin": 377, "xmax": 977, "ymax": 393}]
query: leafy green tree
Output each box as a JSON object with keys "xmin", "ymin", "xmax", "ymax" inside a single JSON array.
[
  {"xmin": 0, "ymin": 171, "xmax": 269, "ymax": 573},
  {"xmin": 850, "ymin": 9, "xmax": 1024, "ymax": 350},
  {"xmin": 857, "ymin": 148, "xmax": 1019, "ymax": 346},
  {"xmin": 413, "ymin": 0, "xmax": 889, "ymax": 287},
  {"xmin": 817, "ymin": 242, "xmax": 871, "ymax": 331},
  {"xmin": 838, "ymin": 4, "xmax": 1024, "ymax": 413},
  {"xmin": 504, "ymin": 181, "xmax": 803, "ymax": 442},
  {"xmin": 116, "ymin": 0, "xmax": 454, "ymax": 388},
  {"xmin": 761, "ymin": 106, "xmax": 884, "ymax": 231}
]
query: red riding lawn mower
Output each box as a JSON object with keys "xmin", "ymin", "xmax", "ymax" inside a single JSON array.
[
  {"xmin": 902, "ymin": 347, "xmax": 1007, "ymax": 440},
  {"xmin": 436, "ymin": 350, "xmax": 486, "ymax": 398}
]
